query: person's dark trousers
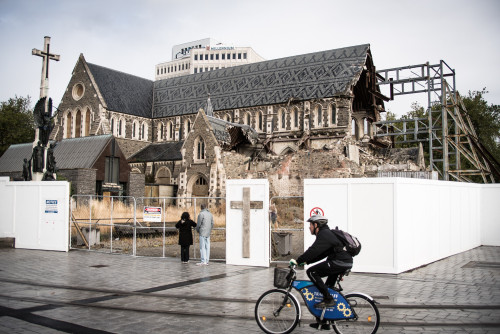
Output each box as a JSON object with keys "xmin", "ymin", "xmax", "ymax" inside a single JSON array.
[
  {"xmin": 180, "ymin": 245, "xmax": 190, "ymax": 262},
  {"xmin": 306, "ymin": 260, "xmax": 350, "ymax": 300}
]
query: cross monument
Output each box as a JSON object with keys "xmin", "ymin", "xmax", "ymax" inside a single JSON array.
[
  {"xmin": 230, "ymin": 187, "xmax": 264, "ymax": 258},
  {"xmin": 32, "ymin": 36, "xmax": 60, "ymax": 99},
  {"xmin": 29, "ymin": 36, "xmax": 60, "ymax": 181}
]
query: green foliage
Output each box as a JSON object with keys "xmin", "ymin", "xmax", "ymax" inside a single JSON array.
[
  {"xmin": 461, "ymin": 89, "xmax": 500, "ymax": 164},
  {"xmin": 384, "ymin": 110, "xmax": 397, "ymax": 121},
  {"xmin": 0, "ymin": 96, "xmax": 35, "ymax": 157}
]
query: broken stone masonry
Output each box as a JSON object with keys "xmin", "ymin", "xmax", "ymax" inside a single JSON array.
[{"xmin": 222, "ymin": 138, "xmax": 426, "ymax": 197}]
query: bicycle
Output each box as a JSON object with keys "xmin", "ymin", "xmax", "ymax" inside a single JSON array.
[{"xmin": 255, "ymin": 264, "xmax": 380, "ymax": 333}]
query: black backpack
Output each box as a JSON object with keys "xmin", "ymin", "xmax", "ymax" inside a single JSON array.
[{"xmin": 331, "ymin": 227, "xmax": 362, "ymax": 257}]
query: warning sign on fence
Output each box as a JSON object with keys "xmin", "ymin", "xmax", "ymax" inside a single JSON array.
[{"xmin": 143, "ymin": 206, "xmax": 162, "ymax": 222}]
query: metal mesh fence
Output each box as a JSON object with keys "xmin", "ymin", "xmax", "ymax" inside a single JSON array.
[
  {"xmin": 270, "ymin": 196, "xmax": 304, "ymax": 263},
  {"xmin": 70, "ymin": 195, "xmax": 226, "ymax": 261},
  {"xmin": 70, "ymin": 195, "xmax": 136, "ymax": 255},
  {"xmin": 70, "ymin": 195, "xmax": 304, "ymax": 263}
]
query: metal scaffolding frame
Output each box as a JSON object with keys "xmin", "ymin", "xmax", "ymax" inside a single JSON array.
[{"xmin": 374, "ymin": 61, "xmax": 496, "ymax": 183}]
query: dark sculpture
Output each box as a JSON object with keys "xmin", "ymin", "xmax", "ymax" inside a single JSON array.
[
  {"xmin": 33, "ymin": 97, "xmax": 54, "ymax": 146},
  {"xmin": 42, "ymin": 170, "xmax": 55, "ymax": 181},
  {"xmin": 46, "ymin": 142, "xmax": 57, "ymax": 174},
  {"xmin": 32, "ymin": 141, "xmax": 44, "ymax": 173},
  {"xmin": 22, "ymin": 158, "xmax": 32, "ymax": 181}
]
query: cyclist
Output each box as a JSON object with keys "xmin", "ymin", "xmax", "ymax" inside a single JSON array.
[{"xmin": 290, "ymin": 215, "xmax": 353, "ymax": 309}]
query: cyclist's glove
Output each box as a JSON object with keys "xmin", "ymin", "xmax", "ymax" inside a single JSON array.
[{"xmin": 289, "ymin": 259, "xmax": 297, "ymax": 266}]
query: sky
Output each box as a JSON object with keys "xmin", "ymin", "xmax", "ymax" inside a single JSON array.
[{"xmin": 0, "ymin": 0, "xmax": 499, "ymax": 117}]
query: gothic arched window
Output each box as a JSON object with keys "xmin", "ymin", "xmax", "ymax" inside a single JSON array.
[
  {"xmin": 330, "ymin": 104, "xmax": 337, "ymax": 125},
  {"xmin": 195, "ymin": 136, "xmax": 205, "ymax": 160}
]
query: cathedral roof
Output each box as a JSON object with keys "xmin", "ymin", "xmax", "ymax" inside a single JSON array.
[
  {"xmin": 86, "ymin": 62, "xmax": 153, "ymax": 118},
  {"xmin": 128, "ymin": 141, "xmax": 184, "ymax": 162},
  {"xmin": 0, "ymin": 135, "xmax": 113, "ymax": 172},
  {"xmin": 153, "ymin": 44, "xmax": 370, "ymax": 118}
]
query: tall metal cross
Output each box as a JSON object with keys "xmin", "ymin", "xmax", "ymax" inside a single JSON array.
[
  {"xmin": 230, "ymin": 187, "xmax": 263, "ymax": 258},
  {"xmin": 32, "ymin": 36, "xmax": 60, "ymax": 98}
]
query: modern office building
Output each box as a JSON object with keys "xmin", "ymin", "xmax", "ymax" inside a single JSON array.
[{"xmin": 155, "ymin": 38, "xmax": 265, "ymax": 80}]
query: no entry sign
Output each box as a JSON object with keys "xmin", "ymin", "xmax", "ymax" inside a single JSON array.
[{"xmin": 309, "ymin": 207, "xmax": 324, "ymax": 217}]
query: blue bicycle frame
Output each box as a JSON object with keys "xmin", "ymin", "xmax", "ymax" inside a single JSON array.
[{"xmin": 292, "ymin": 280, "xmax": 355, "ymax": 320}]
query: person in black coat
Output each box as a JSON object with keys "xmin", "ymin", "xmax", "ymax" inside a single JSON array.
[
  {"xmin": 291, "ymin": 215, "xmax": 353, "ymax": 330},
  {"xmin": 175, "ymin": 212, "xmax": 197, "ymax": 263},
  {"xmin": 293, "ymin": 215, "xmax": 353, "ymax": 308}
]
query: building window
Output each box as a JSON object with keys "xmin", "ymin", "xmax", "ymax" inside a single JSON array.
[
  {"xmin": 216, "ymin": 54, "xmax": 219, "ymax": 60},
  {"xmin": 293, "ymin": 108, "xmax": 299, "ymax": 129},
  {"xmin": 132, "ymin": 122, "xmax": 137, "ymax": 139},
  {"xmin": 158, "ymin": 122, "xmax": 164, "ymax": 141},
  {"xmin": 330, "ymin": 104, "xmax": 337, "ymax": 125},
  {"xmin": 195, "ymin": 137, "xmax": 205, "ymax": 160},
  {"xmin": 84, "ymin": 109, "xmax": 90, "ymax": 136},
  {"xmin": 141, "ymin": 122, "xmax": 148, "ymax": 140},
  {"xmin": 210, "ymin": 54, "xmax": 214, "ymax": 60},
  {"xmin": 167, "ymin": 121, "xmax": 174, "ymax": 140},
  {"xmin": 222, "ymin": 54, "xmax": 225, "ymax": 60},
  {"xmin": 243, "ymin": 52, "xmax": 247, "ymax": 59},
  {"xmin": 363, "ymin": 118, "xmax": 370, "ymax": 137},
  {"xmin": 75, "ymin": 110, "xmax": 81, "ymax": 138},
  {"xmin": 280, "ymin": 109, "xmax": 286, "ymax": 130},
  {"xmin": 225, "ymin": 114, "xmax": 232, "ymax": 122},
  {"xmin": 194, "ymin": 54, "xmax": 198, "ymax": 61},
  {"xmin": 232, "ymin": 53, "xmax": 236, "ymax": 60},
  {"xmin": 105, "ymin": 157, "xmax": 119, "ymax": 184},
  {"xmin": 258, "ymin": 112, "xmax": 263, "ymax": 131},
  {"xmin": 196, "ymin": 177, "xmax": 206, "ymax": 185},
  {"xmin": 238, "ymin": 53, "xmax": 242, "ymax": 59},
  {"xmin": 352, "ymin": 118, "xmax": 359, "ymax": 140},
  {"xmin": 205, "ymin": 54, "xmax": 208, "ymax": 60},
  {"xmin": 313, "ymin": 106, "xmax": 322, "ymax": 127},
  {"xmin": 65, "ymin": 112, "xmax": 72, "ymax": 138}
]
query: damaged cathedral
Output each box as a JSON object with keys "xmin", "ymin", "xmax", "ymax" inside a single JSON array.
[{"xmin": 1, "ymin": 40, "xmax": 427, "ymax": 199}]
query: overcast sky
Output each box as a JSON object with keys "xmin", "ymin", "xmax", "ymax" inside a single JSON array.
[{"xmin": 1, "ymin": 0, "xmax": 499, "ymax": 117}]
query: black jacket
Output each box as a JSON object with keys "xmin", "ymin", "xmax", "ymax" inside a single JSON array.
[
  {"xmin": 175, "ymin": 219, "xmax": 197, "ymax": 246},
  {"xmin": 297, "ymin": 225, "xmax": 353, "ymax": 265}
]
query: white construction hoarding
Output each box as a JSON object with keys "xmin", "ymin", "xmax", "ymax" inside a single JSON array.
[
  {"xmin": 0, "ymin": 178, "xmax": 69, "ymax": 252},
  {"xmin": 304, "ymin": 178, "xmax": 499, "ymax": 274}
]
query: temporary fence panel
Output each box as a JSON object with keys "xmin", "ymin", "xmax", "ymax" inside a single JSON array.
[
  {"xmin": 0, "ymin": 179, "xmax": 70, "ymax": 252},
  {"xmin": 303, "ymin": 178, "xmax": 493, "ymax": 274}
]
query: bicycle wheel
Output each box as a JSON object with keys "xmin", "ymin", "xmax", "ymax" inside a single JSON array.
[
  {"xmin": 333, "ymin": 293, "xmax": 380, "ymax": 334},
  {"xmin": 255, "ymin": 289, "xmax": 300, "ymax": 334}
]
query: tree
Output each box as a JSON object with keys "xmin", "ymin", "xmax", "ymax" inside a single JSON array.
[
  {"xmin": 461, "ymin": 89, "xmax": 500, "ymax": 164},
  {"xmin": 0, "ymin": 96, "xmax": 35, "ymax": 157}
]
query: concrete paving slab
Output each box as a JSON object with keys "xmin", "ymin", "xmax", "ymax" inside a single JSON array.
[{"xmin": 0, "ymin": 246, "xmax": 498, "ymax": 333}]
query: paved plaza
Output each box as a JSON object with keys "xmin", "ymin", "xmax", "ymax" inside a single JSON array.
[{"xmin": 0, "ymin": 245, "xmax": 499, "ymax": 333}]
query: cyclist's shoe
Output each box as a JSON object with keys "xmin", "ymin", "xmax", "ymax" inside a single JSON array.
[
  {"xmin": 314, "ymin": 297, "xmax": 336, "ymax": 309},
  {"xmin": 309, "ymin": 322, "xmax": 331, "ymax": 330}
]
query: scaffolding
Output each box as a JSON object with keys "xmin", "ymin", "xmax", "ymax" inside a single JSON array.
[{"xmin": 374, "ymin": 61, "xmax": 498, "ymax": 183}]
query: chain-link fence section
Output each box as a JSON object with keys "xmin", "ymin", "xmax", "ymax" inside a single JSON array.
[
  {"xmin": 70, "ymin": 195, "xmax": 226, "ymax": 261},
  {"xmin": 70, "ymin": 195, "xmax": 136, "ymax": 255},
  {"xmin": 270, "ymin": 196, "xmax": 304, "ymax": 264}
]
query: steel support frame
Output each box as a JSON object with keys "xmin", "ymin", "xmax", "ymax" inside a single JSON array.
[{"xmin": 374, "ymin": 61, "xmax": 494, "ymax": 183}]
